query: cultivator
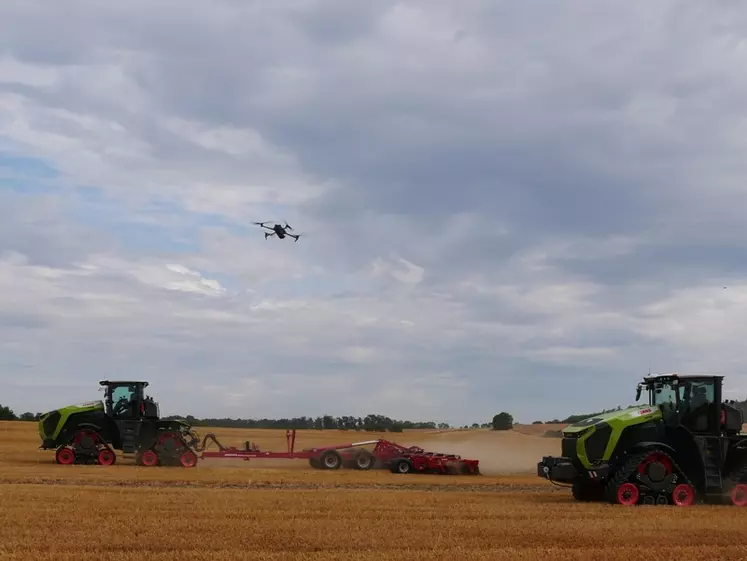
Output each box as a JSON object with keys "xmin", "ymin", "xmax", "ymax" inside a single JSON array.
[{"xmin": 196, "ymin": 429, "xmax": 481, "ymax": 475}]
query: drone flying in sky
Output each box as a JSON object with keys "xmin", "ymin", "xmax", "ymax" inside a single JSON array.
[{"xmin": 253, "ymin": 221, "xmax": 301, "ymax": 242}]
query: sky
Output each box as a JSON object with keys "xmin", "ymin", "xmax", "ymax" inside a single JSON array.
[{"xmin": 2, "ymin": 1, "xmax": 747, "ymax": 426}]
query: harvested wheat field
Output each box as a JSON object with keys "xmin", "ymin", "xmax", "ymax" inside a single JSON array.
[{"xmin": 2, "ymin": 422, "xmax": 747, "ymax": 560}]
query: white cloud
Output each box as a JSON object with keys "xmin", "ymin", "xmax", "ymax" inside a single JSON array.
[{"xmin": 2, "ymin": 1, "xmax": 747, "ymax": 425}]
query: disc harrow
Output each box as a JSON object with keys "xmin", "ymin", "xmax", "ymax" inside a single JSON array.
[{"xmin": 196, "ymin": 430, "xmax": 481, "ymax": 475}]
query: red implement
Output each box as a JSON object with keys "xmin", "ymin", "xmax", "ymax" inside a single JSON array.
[{"xmin": 196, "ymin": 430, "xmax": 480, "ymax": 475}]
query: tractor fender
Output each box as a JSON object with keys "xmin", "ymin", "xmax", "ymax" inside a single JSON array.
[
  {"xmin": 76, "ymin": 422, "xmax": 102, "ymax": 431},
  {"xmin": 60, "ymin": 422, "xmax": 102, "ymax": 444},
  {"xmin": 627, "ymin": 441, "xmax": 677, "ymax": 456}
]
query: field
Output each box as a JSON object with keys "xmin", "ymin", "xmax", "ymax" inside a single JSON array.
[{"xmin": 2, "ymin": 422, "xmax": 747, "ymax": 560}]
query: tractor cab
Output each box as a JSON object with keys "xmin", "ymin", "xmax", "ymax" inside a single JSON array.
[
  {"xmin": 99, "ymin": 380, "xmax": 159, "ymax": 420},
  {"xmin": 636, "ymin": 373, "xmax": 743, "ymax": 436}
]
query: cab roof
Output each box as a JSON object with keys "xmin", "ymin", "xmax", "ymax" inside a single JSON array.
[
  {"xmin": 642, "ymin": 372, "xmax": 723, "ymax": 383},
  {"xmin": 99, "ymin": 380, "xmax": 149, "ymax": 387}
]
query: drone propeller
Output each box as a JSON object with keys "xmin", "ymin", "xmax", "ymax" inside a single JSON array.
[{"xmin": 284, "ymin": 222, "xmax": 293, "ymax": 231}]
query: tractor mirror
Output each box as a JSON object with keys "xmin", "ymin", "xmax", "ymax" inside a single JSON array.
[{"xmin": 635, "ymin": 385, "xmax": 641, "ymax": 401}]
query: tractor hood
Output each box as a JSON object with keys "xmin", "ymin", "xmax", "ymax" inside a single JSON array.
[
  {"xmin": 62, "ymin": 400, "xmax": 105, "ymax": 414},
  {"xmin": 562, "ymin": 405, "xmax": 660, "ymax": 435}
]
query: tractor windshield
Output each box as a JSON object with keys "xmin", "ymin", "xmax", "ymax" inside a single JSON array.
[{"xmin": 647, "ymin": 380, "xmax": 679, "ymax": 408}]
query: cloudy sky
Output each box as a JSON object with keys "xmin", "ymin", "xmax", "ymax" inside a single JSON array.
[{"xmin": 1, "ymin": 1, "xmax": 747, "ymax": 426}]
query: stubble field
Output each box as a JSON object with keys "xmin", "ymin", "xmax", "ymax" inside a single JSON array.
[{"xmin": 1, "ymin": 421, "xmax": 747, "ymax": 560}]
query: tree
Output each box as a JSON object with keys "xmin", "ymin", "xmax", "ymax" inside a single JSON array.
[
  {"xmin": 491, "ymin": 412, "xmax": 513, "ymax": 431},
  {"xmin": 0, "ymin": 404, "xmax": 16, "ymax": 421}
]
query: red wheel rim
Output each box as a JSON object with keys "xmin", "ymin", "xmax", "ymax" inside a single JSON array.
[
  {"xmin": 637, "ymin": 452, "xmax": 672, "ymax": 475},
  {"xmin": 98, "ymin": 449, "xmax": 115, "ymax": 466},
  {"xmin": 179, "ymin": 451, "xmax": 197, "ymax": 468},
  {"xmin": 617, "ymin": 483, "xmax": 639, "ymax": 505},
  {"xmin": 141, "ymin": 450, "xmax": 158, "ymax": 466},
  {"xmin": 57, "ymin": 447, "xmax": 75, "ymax": 465},
  {"xmin": 672, "ymin": 483, "xmax": 695, "ymax": 506},
  {"xmin": 731, "ymin": 484, "xmax": 747, "ymax": 506}
]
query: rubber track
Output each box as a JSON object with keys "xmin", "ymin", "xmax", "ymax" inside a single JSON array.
[{"xmin": 604, "ymin": 448, "xmax": 695, "ymax": 504}]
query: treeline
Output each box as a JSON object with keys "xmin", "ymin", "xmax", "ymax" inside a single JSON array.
[
  {"xmin": 162, "ymin": 413, "xmax": 451, "ymax": 432},
  {"xmin": 0, "ymin": 405, "xmax": 451, "ymax": 432},
  {"xmin": 0, "ymin": 405, "xmax": 42, "ymax": 421}
]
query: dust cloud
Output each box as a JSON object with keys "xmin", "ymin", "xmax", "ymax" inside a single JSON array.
[{"xmin": 403, "ymin": 430, "xmax": 562, "ymax": 476}]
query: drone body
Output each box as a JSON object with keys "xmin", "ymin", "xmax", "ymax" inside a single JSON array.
[{"xmin": 253, "ymin": 221, "xmax": 301, "ymax": 242}]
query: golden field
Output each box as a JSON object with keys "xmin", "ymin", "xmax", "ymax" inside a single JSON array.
[{"xmin": 2, "ymin": 421, "xmax": 747, "ymax": 560}]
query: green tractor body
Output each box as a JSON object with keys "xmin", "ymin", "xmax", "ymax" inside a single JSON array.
[
  {"xmin": 538, "ymin": 373, "xmax": 747, "ymax": 506},
  {"xmin": 38, "ymin": 380, "xmax": 200, "ymax": 467}
]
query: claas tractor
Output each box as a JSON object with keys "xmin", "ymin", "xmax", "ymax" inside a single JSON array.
[
  {"xmin": 38, "ymin": 380, "xmax": 200, "ymax": 467},
  {"xmin": 537, "ymin": 373, "xmax": 747, "ymax": 506}
]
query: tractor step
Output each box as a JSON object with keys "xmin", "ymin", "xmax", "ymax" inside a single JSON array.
[
  {"xmin": 704, "ymin": 437, "xmax": 723, "ymax": 493},
  {"xmin": 120, "ymin": 420, "xmax": 141, "ymax": 454}
]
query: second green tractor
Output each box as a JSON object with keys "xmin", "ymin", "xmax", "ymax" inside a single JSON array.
[{"xmin": 538, "ymin": 373, "xmax": 747, "ymax": 506}]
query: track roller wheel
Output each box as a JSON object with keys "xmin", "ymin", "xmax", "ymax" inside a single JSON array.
[
  {"xmin": 731, "ymin": 484, "xmax": 747, "ymax": 506},
  {"xmin": 672, "ymin": 483, "xmax": 695, "ymax": 506},
  {"xmin": 97, "ymin": 448, "xmax": 116, "ymax": 466},
  {"xmin": 320, "ymin": 450, "xmax": 342, "ymax": 470},
  {"xmin": 179, "ymin": 450, "xmax": 198, "ymax": 468},
  {"xmin": 615, "ymin": 482, "xmax": 639, "ymax": 505},
  {"xmin": 55, "ymin": 446, "xmax": 75, "ymax": 465},
  {"xmin": 139, "ymin": 450, "xmax": 159, "ymax": 467}
]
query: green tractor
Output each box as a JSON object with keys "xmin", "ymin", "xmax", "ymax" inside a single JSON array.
[
  {"xmin": 537, "ymin": 373, "xmax": 747, "ymax": 506},
  {"xmin": 38, "ymin": 380, "xmax": 201, "ymax": 467}
]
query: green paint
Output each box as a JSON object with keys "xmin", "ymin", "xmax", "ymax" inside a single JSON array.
[
  {"xmin": 38, "ymin": 400, "xmax": 104, "ymax": 441},
  {"xmin": 563, "ymin": 405, "xmax": 663, "ymax": 468}
]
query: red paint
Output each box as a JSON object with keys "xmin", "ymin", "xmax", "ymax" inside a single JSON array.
[
  {"xmin": 198, "ymin": 429, "xmax": 480, "ymax": 474},
  {"xmin": 731, "ymin": 484, "xmax": 747, "ymax": 506},
  {"xmin": 616, "ymin": 482, "xmax": 639, "ymax": 505},
  {"xmin": 672, "ymin": 483, "xmax": 695, "ymax": 506}
]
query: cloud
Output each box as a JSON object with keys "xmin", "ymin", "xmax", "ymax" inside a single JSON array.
[{"xmin": 0, "ymin": 1, "xmax": 746, "ymax": 425}]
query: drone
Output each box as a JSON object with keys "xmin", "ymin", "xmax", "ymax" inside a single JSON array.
[{"xmin": 253, "ymin": 221, "xmax": 301, "ymax": 242}]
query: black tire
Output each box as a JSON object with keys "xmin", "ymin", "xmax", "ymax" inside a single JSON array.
[
  {"xmin": 320, "ymin": 450, "xmax": 342, "ymax": 470},
  {"xmin": 355, "ymin": 451, "xmax": 374, "ymax": 470},
  {"xmin": 390, "ymin": 458, "xmax": 412, "ymax": 474},
  {"xmin": 309, "ymin": 457, "xmax": 321, "ymax": 469}
]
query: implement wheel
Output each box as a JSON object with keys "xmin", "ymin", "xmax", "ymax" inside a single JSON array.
[
  {"xmin": 320, "ymin": 450, "xmax": 342, "ymax": 470},
  {"xmin": 390, "ymin": 458, "xmax": 412, "ymax": 474},
  {"xmin": 355, "ymin": 451, "xmax": 374, "ymax": 470}
]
